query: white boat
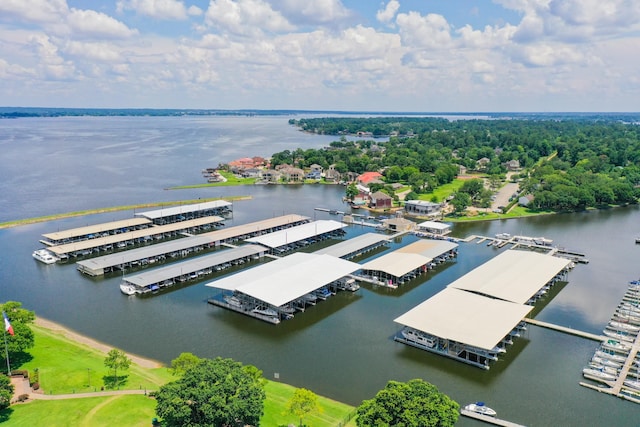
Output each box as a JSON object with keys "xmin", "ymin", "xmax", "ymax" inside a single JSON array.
[
  {"xmin": 591, "ymin": 356, "xmax": 622, "ymax": 369},
  {"xmin": 401, "ymin": 328, "xmax": 437, "ymax": 348},
  {"xmin": 595, "ymin": 350, "xmax": 627, "ymax": 363},
  {"xmin": 224, "ymin": 295, "xmax": 243, "ymax": 308},
  {"xmin": 252, "ymin": 306, "xmax": 278, "ymax": 317},
  {"xmin": 603, "ymin": 329, "xmax": 635, "ymax": 343},
  {"xmin": 463, "ymin": 402, "xmax": 497, "ymax": 417},
  {"xmin": 302, "ymin": 293, "xmax": 317, "ymax": 303},
  {"xmin": 495, "ymin": 233, "xmax": 511, "ymax": 240},
  {"xmin": 119, "ymin": 283, "xmax": 138, "ymax": 296},
  {"xmin": 582, "ymin": 367, "xmax": 617, "ymax": 382},
  {"xmin": 32, "ymin": 249, "xmax": 59, "ymax": 264},
  {"xmin": 602, "ymin": 339, "xmax": 631, "ymax": 352},
  {"xmin": 624, "ymin": 379, "xmax": 640, "ymax": 391},
  {"xmin": 609, "ymin": 321, "xmax": 640, "ymax": 332}
]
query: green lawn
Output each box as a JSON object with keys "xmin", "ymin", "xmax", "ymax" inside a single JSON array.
[
  {"xmin": 1, "ymin": 322, "xmax": 356, "ymax": 426},
  {"xmin": 168, "ymin": 171, "xmax": 257, "ymax": 189},
  {"xmin": 18, "ymin": 325, "xmax": 173, "ymax": 394},
  {"xmin": 416, "ymin": 179, "xmax": 466, "ymax": 203}
]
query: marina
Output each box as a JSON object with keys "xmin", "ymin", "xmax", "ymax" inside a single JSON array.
[
  {"xmin": 580, "ymin": 281, "xmax": 640, "ymax": 404},
  {"xmin": 245, "ymin": 219, "xmax": 347, "ymax": 255},
  {"xmin": 313, "ymin": 232, "xmax": 390, "ymax": 259},
  {"xmin": 394, "ymin": 250, "xmax": 572, "ymax": 369},
  {"xmin": 119, "ymin": 245, "xmax": 266, "ymax": 295},
  {"xmin": 133, "ymin": 200, "xmax": 233, "ymax": 224},
  {"xmin": 76, "ymin": 214, "xmax": 309, "ymax": 276},
  {"xmin": 45, "ymin": 216, "xmax": 225, "ymax": 260},
  {"xmin": 40, "ymin": 217, "xmax": 153, "ymax": 246},
  {"xmin": 205, "ymin": 252, "xmax": 362, "ymax": 323}
]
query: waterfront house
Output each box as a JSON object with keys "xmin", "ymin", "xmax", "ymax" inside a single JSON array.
[
  {"xmin": 281, "ymin": 166, "xmax": 305, "ymax": 182},
  {"xmin": 357, "ymin": 171, "xmax": 383, "ymax": 187},
  {"xmin": 404, "ymin": 200, "xmax": 442, "ymax": 217},
  {"xmin": 370, "ymin": 191, "xmax": 392, "ymax": 209}
]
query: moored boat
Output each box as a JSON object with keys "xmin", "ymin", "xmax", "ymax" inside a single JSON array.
[
  {"xmin": 120, "ymin": 283, "xmax": 138, "ymax": 296},
  {"xmin": 463, "ymin": 402, "xmax": 497, "ymax": 417},
  {"xmin": 582, "ymin": 367, "xmax": 617, "ymax": 382},
  {"xmin": 32, "ymin": 249, "xmax": 59, "ymax": 264}
]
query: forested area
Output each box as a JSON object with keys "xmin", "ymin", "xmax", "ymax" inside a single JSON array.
[{"xmin": 280, "ymin": 117, "xmax": 640, "ymax": 211}]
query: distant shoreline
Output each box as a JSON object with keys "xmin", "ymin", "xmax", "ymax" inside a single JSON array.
[{"xmin": 0, "ymin": 196, "xmax": 251, "ymax": 229}]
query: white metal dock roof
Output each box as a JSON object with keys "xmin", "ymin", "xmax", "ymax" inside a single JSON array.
[
  {"xmin": 135, "ymin": 200, "xmax": 232, "ymax": 220},
  {"xmin": 417, "ymin": 221, "xmax": 451, "ymax": 231},
  {"xmin": 205, "ymin": 252, "xmax": 360, "ymax": 307},
  {"xmin": 48, "ymin": 216, "xmax": 223, "ymax": 255},
  {"xmin": 123, "ymin": 245, "xmax": 265, "ymax": 288},
  {"xmin": 42, "ymin": 217, "xmax": 152, "ymax": 241},
  {"xmin": 394, "ymin": 287, "xmax": 533, "ymax": 350},
  {"xmin": 395, "ymin": 239, "xmax": 458, "ymax": 258},
  {"xmin": 201, "ymin": 214, "xmax": 310, "ymax": 242},
  {"xmin": 359, "ymin": 239, "xmax": 456, "ymax": 277},
  {"xmin": 447, "ymin": 250, "xmax": 571, "ymax": 304},
  {"xmin": 245, "ymin": 220, "xmax": 346, "ymax": 249},
  {"xmin": 313, "ymin": 233, "xmax": 390, "ymax": 258},
  {"xmin": 77, "ymin": 235, "xmax": 215, "ymax": 270}
]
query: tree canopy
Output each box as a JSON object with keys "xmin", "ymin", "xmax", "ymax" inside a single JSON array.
[
  {"xmin": 170, "ymin": 352, "xmax": 202, "ymax": 376},
  {"xmin": 0, "ymin": 374, "xmax": 13, "ymax": 410},
  {"xmin": 155, "ymin": 357, "xmax": 266, "ymax": 427},
  {"xmin": 356, "ymin": 379, "xmax": 459, "ymax": 427},
  {"xmin": 286, "ymin": 388, "xmax": 321, "ymax": 426},
  {"xmin": 103, "ymin": 348, "xmax": 131, "ymax": 389},
  {"xmin": 1, "ymin": 301, "xmax": 35, "ymax": 366}
]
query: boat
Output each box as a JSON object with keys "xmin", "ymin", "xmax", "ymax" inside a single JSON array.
[
  {"xmin": 252, "ymin": 306, "xmax": 278, "ymax": 317},
  {"xmin": 624, "ymin": 379, "xmax": 640, "ymax": 391},
  {"xmin": 119, "ymin": 283, "xmax": 138, "ymax": 296},
  {"xmin": 495, "ymin": 233, "xmax": 511, "ymax": 240},
  {"xmin": 463, "ymin": 402, "xmax": 497, "ymax": 417},
  {"xmin": 401, "ymin": 328, "xmax": 437, "ymax": 348},
  {"xmin": 591, "ymin": 356, "xmax": 622, "ymax": 369},
  {"xmin": 582, "ymin": 367, "xmax": 617, "ymax": 382},
  {"xmin": 595, "ymin": 350, "xmax": 627, "ymax": 363},
  {"xmin": 302, "ymin": 293, "xmax": 317, "ymax": 303},
  {"xmin": 32, "ymin": 249, "xmax": 59, "ymax": 264},
  {"xmin": 602, "ymin": 339, "xmax": 631, "ymax": 352},
  {"xmin": 609, "ymin": 321, "xmax": 640, "ymax": 332},
  {"xmin": 224, "ymin": 295, "xmax": 243, "ymax": 308}
]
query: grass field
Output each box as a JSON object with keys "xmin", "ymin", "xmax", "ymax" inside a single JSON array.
[
  {"xmin": 167, "ymin": 171, "xmax": 258, "ymax": 189},
  {"xmin": 416, "ymin": 179, "xmax": 465, "ymax": 203},
  {"xmin": 1, "ymin": 321, "xmax": 356, "ymax": 426}
]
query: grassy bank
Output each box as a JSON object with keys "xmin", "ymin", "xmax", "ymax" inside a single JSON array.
[
  {"xmin": 167, "ymin": 171, "xmax": 257, "ymax": 189},
  {"xmin": 1, "ymin": 321, "xmax": 355, "ymax": 426},
  {"xmin": 0, "ymin": 196, "xmax": 250, "ymax": 230}
]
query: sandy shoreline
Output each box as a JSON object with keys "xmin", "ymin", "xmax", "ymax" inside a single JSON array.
[{"xmin": 35, "ymin": 317, "xmax": 164, "ymax": 369}]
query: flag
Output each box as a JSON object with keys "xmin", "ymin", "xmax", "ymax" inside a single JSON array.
[{"xmin": 3, "ymin": 312, "xmax": 14, "ymax": 336}]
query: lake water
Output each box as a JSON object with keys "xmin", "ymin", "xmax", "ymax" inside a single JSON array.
[{"xmin": 1, "ymin": 116, "xmax": 639, "ymax": 426}]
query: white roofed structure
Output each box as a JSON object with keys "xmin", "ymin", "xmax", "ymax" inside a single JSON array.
[
  {"xmin": 395, "ymin": 287, "xmax": 533, "ymax": 351},
  {"xmin": 417, "ymin": 221, "xmax": 452, "ymax": 235},
  {"xmin": 447, "ymin": 250, "xmax": 571, "ymax": 304},
  {"xmin": 136, "ymin": 200, "xmax": 232, "ymax": 224},
  {"xmin": 245, "ymin": 220, "xmax": 346, "ymax": 253},
  {"xmin": 313, "ymin": 233, "xmax": 390, "ymax": 259},
  {"xmin": 41, "ymin": 217, "xmax": 152, "ymax": 245},
  {"xmin": 205, "ymin": 252, "xmax": 360, "ymax": 307}
]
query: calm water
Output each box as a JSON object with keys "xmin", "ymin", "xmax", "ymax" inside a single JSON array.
[{"xmin": 1, "ymin": 116, "xmax": 639, "ymax": 426}]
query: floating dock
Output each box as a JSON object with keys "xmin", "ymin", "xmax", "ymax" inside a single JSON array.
[{"xmin": 460, "ymin": 410, "xmax": 526, "ymax": 427}]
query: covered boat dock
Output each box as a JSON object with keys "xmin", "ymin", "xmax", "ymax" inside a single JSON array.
[
  {"xmin": 394, "ymin": 249, "xmax": 573, "ymax": 369},
  {"xmin": 359, "ymin": 239, "xmax": 458, "ymax": 288},
  {"xmin": 448, "ymin": 250, "xmax": 571, "ymax": 305},
  {"xmin": 395, "ymin": 287, "xmax": 533, "ymax": 369},
  {"xmin": 40, "ymin": 217, "xmax": 152, "ymax": 246},
  {"xmin": 313, "ymin": 232, "xmax": 390, "ymax": 259},
  {"xmin": 49, "ymin": 216, "xmax": 224, "ymax": 260},
  {"xmin": 245, "ymin": 220, "xmax": 347, "ymax": 255},
  {"xmin": 120, "ymin": 244, "xmax": 266, "ymax": 295},
  {"xmin": 76, "ymin": 214, "xmax": 310, "ymax": 276},
  {"xmin": 205, "ymin": 252, "xmax": 361, "ymax": 324},
  {"xmin": 135, "ymin": 200, "xmax": 232, "ymax": 225}
]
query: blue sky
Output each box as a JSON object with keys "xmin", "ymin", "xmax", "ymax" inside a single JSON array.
[{"xmin": 1, "ymin": 0, "xmax": 638, "ymax": 111}]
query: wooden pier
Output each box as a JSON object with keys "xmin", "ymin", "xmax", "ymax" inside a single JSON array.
[
  {"xmin": 523, "ymin": 318, "xmax": 606, "ymax": 341},
  {"xmin": 460, "ymin": 410, "xmax": 526, "ymax": 426}
]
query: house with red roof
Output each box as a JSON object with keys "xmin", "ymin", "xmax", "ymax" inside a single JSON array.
[{"xmin": 357, "ymin": 171, "xmax": 383, "ymax": 185}]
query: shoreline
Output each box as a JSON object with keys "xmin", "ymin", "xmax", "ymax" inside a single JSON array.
[{"xmin": 34, "ymin": 317, "xmax": 164, "ymax": 369}]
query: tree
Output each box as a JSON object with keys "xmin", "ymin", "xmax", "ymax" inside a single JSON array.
[
  {"xmin": 449, "ymin": 192, "xmax": 471, "ymax": 214},
  {"xmin": 0, "ymin": 301, "xmax": 35, "ymax": 365},
  {"xmin": 170, "ymin": 352, "xmax": 201, "ymax": 376},
  {"xmin": 356, "ymin": 379, "xmax": 459, "ymax": 427},
  {"xmin": 155, "ymin": 357, "xmax": 266, "ymax": 427},
  {"xmin": 287, "ymin": 388, "xmax": 321, "ymax": 426},
  {"xmin": 104, "ymin": 349, "xmax": 131, "ymax": 389},
  {"xmin": 346, "ymin": 183, "xmax": 359, "ymax": 201},
  {"xmin": 0, "ymin": 374, "xmax": 14, "ymax": 410}
]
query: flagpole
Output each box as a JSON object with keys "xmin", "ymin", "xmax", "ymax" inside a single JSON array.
[{"xmin": 3, "ymin": 326, "xmax": 10, "ymax": 376}]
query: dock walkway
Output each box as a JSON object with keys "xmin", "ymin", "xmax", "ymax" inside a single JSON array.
[
  {"xmin": 460, "ymin": 410, "xmax": 526, "ymax": 426},
  {"xmin": 523, "ymin": 318, "xmax": 605, "ymax": 341}
]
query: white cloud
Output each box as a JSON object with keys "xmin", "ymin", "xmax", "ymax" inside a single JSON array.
[
  {"xmin": 62, "ymin": 41, "xmax": 123, "ymax": 62},
  {"xmin": 271, "ymin": 0, "xmax": 352, "ymax": 27},
  {"xmin": 0, "ymin": 0, "xmax": 68, "ymax": 25},
  {"xmin": 511, "ymin": 42, "xmax": 585, "ymax": 67},
  {"xmin": 116, "ymin": 0, "xmax": 197, "ymax": 20},
  {"xmin": 28, "ymin": 34, "xmax": 77, "ymax": 80},
  {"xmin": 68, "ymin": 9, "xmax": 138, "ymax": 39},
  {"xmin": 204, "ymin": 0, "xmax": 295, "ymax": 36},
  {"xmin": 377, "ymin": 0, "xmax": 400, "ymax": 24},
  {"xmin": 396, "ymin": 12, "xmax": 452, "ymax": 49}
]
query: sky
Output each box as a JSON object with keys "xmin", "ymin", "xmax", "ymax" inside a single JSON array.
[{"xmin": 0, "ymin": 0, "xmax": 638, "ymax": 112}]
